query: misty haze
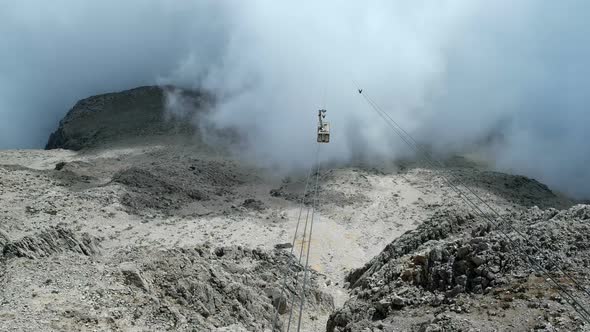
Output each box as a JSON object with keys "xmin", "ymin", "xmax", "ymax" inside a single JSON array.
[{"xmin": 1, "ymin": 1, "xmax": 590, "ymax": 331}]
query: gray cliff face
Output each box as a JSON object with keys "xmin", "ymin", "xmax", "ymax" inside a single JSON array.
[{"xmin": 45, "ymin": 86, "xmax": 207, "ymax": 150}]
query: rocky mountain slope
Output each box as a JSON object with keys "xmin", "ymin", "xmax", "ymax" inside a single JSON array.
[
  {"xmin": 45, "ymin": 86, "xmax": 208, "ymax": 150},
  {"xmin": 327, "ymin": 206, "xmax": 590, "ymax": 331},
  {"xmin": 1, "ymin": 231, "xmax": 332, "ymax": 331},
  {"xmin": 1, "ymin": 86, "xmax": 587, "ymax": 331}
]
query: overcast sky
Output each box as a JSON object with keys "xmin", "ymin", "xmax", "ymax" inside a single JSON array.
[{"xmin": 1, "ymin": 1, "xmax": 589, "ymax": 197}]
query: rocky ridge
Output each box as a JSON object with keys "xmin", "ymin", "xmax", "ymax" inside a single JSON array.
[
  {"xmin": 0, "ymin": 236, "xmax": 333, "ymax": 331},
  {"xmin": 1, "ymin": 226, "xmax": 100, "ymax": 259},
  {"xmin": 45, "ymin": 86, "xmax": 208, "ymax": 150},
  {"xmin": 327, "ymin": 205, "xmax": 590, "ymax": 331},
  {"xmin": 108, "ymin": 245, "xmax": 334, "ymax": 331}
]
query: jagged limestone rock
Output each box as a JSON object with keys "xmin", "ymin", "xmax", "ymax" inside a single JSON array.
[{"xmin": 2, "ymin": 226, "xmax": 100, "ymax": 259}]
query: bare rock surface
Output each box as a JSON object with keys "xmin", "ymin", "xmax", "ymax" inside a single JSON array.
[
  {"xmin": 0, "ymin": 244, "xmax": 333, "ymax": 332},
  {"xmin": 114, "ymin": 245, "xmax": 333, "ymax": 331},
  {"xmin": 327, "ymin": 205, "xmax": 590, "ymax": 331},
  {"xmin": 45, "ymin": 86, "xmax": 208, "ymax": 150},
  {"xmin": 2, "ymin": 226, "xmax": 100, "ymax": 259}
]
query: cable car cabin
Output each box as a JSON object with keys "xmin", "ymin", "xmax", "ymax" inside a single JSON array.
[
  {"xmin": 317, "ymin": 122, "xmax": 330, "ymax": 143},
  {"xmin": 317, "ymin": 109, "xmax": 330, "ymax": 143}
]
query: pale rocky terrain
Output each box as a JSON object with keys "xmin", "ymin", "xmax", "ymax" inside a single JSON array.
[
  {"xmin": 327, "ymin": 206, "xmax": 590, "ymax": 331},
  {"xmin": 0, "ymin": 86, "xmax": 587, "ymax": 331}
]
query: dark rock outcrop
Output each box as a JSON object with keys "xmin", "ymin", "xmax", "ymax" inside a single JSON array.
[
  {"xmin": 242, "ymin": 198, "xmax": 267, "ymax": 211},
  {"xmin": 2, "ymin": 226, "xmax": 100, "ymax": 259},
  {"xmin": 45, "ymin": 86, "xmax": 208, "ymax": 150},
  {"xmin": 0, "ymin": 229, "xmax": 10, "ymax": 250},
  {"xmin": 110, "ymin": 156, "xmax": 249, "ymax": 216}
]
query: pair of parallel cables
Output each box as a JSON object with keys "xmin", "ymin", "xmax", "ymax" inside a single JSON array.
[{"xmin": 273, "ymin": 143, "xmax": 323, "ymax": 332}]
